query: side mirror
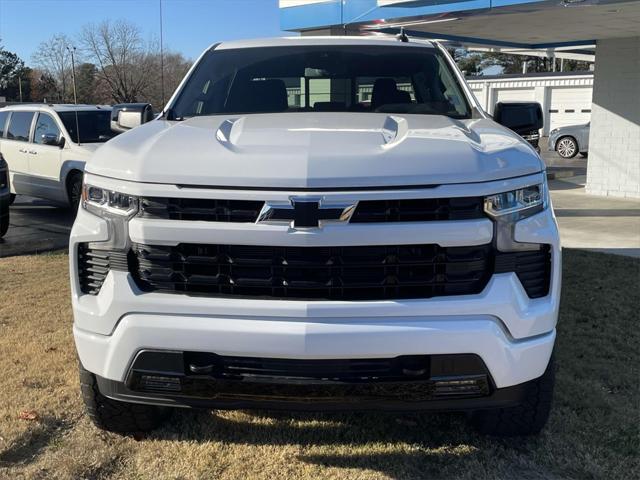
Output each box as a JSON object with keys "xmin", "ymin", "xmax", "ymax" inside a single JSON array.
[
  {"xmin": 111, "ymin": 103, "xmax": 154, "ymax": 133},
  {"xmin": 42, "ymin": 133, "xmax": 65, "ymax": 148},
  {"xmin": 493, "ymin": 102, "xmax": 543, "ymax": 133}
]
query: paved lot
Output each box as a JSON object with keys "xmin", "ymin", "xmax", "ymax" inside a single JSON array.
[
  {"xmin": 551, "ymin": 175, "xmax": 640, "ymax": 257},
  {"xmin": 0, "ymin": 196, "xmax": 75, "ymax": 257},
  {"xmin": 0, "ymin": 143, "xmax": 637, "ymax": 258}
]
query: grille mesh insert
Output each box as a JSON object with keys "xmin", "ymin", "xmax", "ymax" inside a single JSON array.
[
  {"xmin": 139, "ymin": 197, "xmax": 264, "ymax": 222},
  {"xmin": 137, "ymin": 196, "xmax": 486, "ymax": 223},
  {"xmin": 130, "ymin": 242, "xmax": 493, "ymax": 301},
  {"xmin": 351, "ymin": 197, "xmax": 484, "ymax": 222}
]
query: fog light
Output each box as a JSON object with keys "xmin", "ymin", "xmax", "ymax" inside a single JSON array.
[
  {"xmin": 432, "ymin": 375, "xmax": 489, "ymax": 397},
  {"xmin": 139, "ymin": 375, "xmax": 182, "ymax": 393}
]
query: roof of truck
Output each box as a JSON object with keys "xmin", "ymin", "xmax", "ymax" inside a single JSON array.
[{"xmin": 212, "ymin": 36, "xmax": 438, "ymax": 51}]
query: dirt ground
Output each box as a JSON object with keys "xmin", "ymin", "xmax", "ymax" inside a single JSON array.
[{"xmin": 0, "ymin": 250, "xmax": 638, "ymax": 480}]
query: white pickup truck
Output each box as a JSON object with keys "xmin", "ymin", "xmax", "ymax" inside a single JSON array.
[{"xmin": 70, "ymin": 36, "xmax": 560, "ymax": 436}]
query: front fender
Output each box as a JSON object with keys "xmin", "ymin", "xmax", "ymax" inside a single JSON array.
[{"xmin": 59, "ymin": 160, "xmax": 86, "ymax": 184}]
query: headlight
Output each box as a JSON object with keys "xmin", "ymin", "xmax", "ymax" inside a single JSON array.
[
  {"xmin": 484, "ymin": 182, "xmax": 548, "ymax": 252},
  {"xmin": 82, "ymin": 184, "xmax": 139, "ymax": 217},
  {"xmin": 81, "ymin": 183, "xmax": 138, "ymax": 250},
  {"xmin": 484, "ymin": 183, "xmax": 545, "ymax": 217}
]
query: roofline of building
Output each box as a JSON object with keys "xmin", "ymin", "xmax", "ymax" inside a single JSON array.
[{"xmin": 465, "ymin": 70, "xmax": 594, "ymax": 81}]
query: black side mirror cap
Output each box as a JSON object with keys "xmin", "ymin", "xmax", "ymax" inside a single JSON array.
[{"xmin": 493, "ymin": 102, "xmax": 543, "ymax": 134}]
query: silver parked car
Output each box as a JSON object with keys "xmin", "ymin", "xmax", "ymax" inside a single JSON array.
[{"xmin": 548, "ymin": 122, "xmax": 589, "ymax": 159}]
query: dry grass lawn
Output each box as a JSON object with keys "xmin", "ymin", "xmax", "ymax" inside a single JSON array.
[{"xmin": 0, "ymin": 250, "xmax": 638, "ymax": 479}]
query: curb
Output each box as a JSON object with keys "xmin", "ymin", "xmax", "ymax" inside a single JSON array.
[{"xmin": 547, "ymin": 170, "xmax": 576, "ymax": 180}]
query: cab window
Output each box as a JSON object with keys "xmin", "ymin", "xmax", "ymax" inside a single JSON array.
[
  {"xmin": 33, "ymin": 113, "xmax": 61, "ymax": 145},
  {"xmin": 6, "ymin": 112, "xmax": 34, "ymax": 142}
]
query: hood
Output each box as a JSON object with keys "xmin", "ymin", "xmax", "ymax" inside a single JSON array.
[{"xmin": 87, "ymin": 113, "xmax": 543, "ymax": 188}]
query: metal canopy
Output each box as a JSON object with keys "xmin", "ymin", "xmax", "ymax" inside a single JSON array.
[{"xmin": 280, "ymin": 0, "xmax": 640, "ymax": 48}]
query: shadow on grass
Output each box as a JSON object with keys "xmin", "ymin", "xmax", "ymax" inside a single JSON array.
[
  {"xmin": 152, "ymin": 409, "xmax": 475, "ymax": 448},
  {"xmin": 0, "ymin": 417, "xmax": 73, "ymax": 467}
]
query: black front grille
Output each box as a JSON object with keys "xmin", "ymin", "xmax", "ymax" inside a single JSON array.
[
  {"xmin": 495, "ymin": 246, "xmax": 551, "ymax": 298},
  {"xmin": 77, "ymin": 244, "xmax": 128, "ymax": 295},
  {"xmin": 137, "ymin": 196, "xmax": 486, "ymax": 223},
  {"xmin": 139, "ymin": 197, "xmax": 264, "ymax": 222},
  {"xmin": 130, "ymin": 242, "xmax": 493, "ymax": 301},
  {"xmin": 351, "ymin": 197, "xmax": 484, "ymax": 222}
]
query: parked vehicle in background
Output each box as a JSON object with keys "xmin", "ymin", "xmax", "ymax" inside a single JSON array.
[
  {"xmin": 493, "ymin": 101, "xmax": 544, "ymax": 152},
  {"xmin": 0, "ymin": 104, "xmax": 114, "ymax": 209},
  {"xmin": 549, "ymin": 122, "xmax": 590, "ymax": 158},
  {"xmin": 71, "ymin": 37, "xmax": 561, "ymax": 437},
  {"xmin": 0, "ymin": 154, "xmax": 9, "ymax": 237}
]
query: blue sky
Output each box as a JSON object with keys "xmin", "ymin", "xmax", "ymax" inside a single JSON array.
[{"xmin": 0, "ymin": 0, "xmax": 290, "ymax": 62}]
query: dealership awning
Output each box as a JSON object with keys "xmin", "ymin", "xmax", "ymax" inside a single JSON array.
[{"xmin": 279, "ymin": 0, "xmax": 640, "ymax": 48}]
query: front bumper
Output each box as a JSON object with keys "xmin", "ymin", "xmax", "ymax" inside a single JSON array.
[
  {"xmin": 92, "ymin": 351, "xmax": 544, "ymax": 411},
  {"xmin": 71, "ymin": 173, "xmax": 561, "ymax": 406}
]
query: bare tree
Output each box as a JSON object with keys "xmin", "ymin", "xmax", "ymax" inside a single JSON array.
[
  {"xmin": 143, "ymin": 51, "xmax": 192, "ymax": 109},
  {"xmin": 31, "ymin": 34, "xmax": 74, "ymax": 102},
  {"xmin": 80, "ymin": 20, "xmax": 152, "ymax": 103}
]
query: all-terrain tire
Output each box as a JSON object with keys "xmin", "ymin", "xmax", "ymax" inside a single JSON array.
[
  {"xmin": 79, "ymin": 363, "xmax": 170, "ymax": 433},
  {"xmin": 67, "ymin": 171, "xmax": 83, "ymax": 212},
  {"xmin": 470, "ymin": 356, "xmax": 555, "ymax": 436}
]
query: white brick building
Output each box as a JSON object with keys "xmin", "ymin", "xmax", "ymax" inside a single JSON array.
[
  {"xmin": 466, "ymin": 72, "xmax": 594, "ymax": 136},
  {"xmin": 585, "ymin": 37, "xmax": 640, "ymax": 199}
]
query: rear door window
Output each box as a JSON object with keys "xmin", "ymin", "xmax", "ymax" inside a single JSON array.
[{"xmin": 6, "ymin": 112, "xmax": 35, "ymax": 142}]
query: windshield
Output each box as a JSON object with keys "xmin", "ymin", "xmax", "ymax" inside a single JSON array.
[
  {"xmin": 170, "ymin": 45, "xmax": 472, "ymax": 119},
  {"xmin": 59, "ymin": 111, "xmax": 115, "ymax": 143}
]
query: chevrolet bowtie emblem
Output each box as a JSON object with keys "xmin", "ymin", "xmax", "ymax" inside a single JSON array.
[{"xmin": 257, "ymin": 197, "xmax": 357, "ymax": 228}]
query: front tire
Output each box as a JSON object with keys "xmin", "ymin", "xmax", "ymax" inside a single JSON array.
[
  {"xmin": 556, "ymin": 137, "xmax": 578, "ymax": 159},
  {"xmin": 470, "ymin": 356, "xmax": 555, "ymax": 436},
  {"xmin": 79, "ymin": 363, "xmax": 170, "ymax": 434},
  {"xmin": 67, "ymin": 172, "xmax": 83, "ymax": 212},
  {"xmin": 9, "ymin": 193, "xmax": 16, "ymax": 205}
]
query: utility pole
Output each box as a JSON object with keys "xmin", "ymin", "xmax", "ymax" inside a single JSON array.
[
  {"xmin": 66, "ymin": 45, "xmax": 81, "ymax": 145},
  {"xmin": 18, "ymin": 76, "xmax": 23, "ymax": 102},
  {"xmin": 159, "ymin": 0, "xmax": 166, "ymax": 108},
  {"xmin": 67, "ymin": 45, "xmax": 78, "ymax": 104}
]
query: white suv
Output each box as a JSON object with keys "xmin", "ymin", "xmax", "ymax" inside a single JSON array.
[
  {"xmin": 0, "ymin": 104, "xmax": 113, "ymax": 208},
  {"xmin": 70, "ymin": 37, "xmax": 561, "ymax": 436}
]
